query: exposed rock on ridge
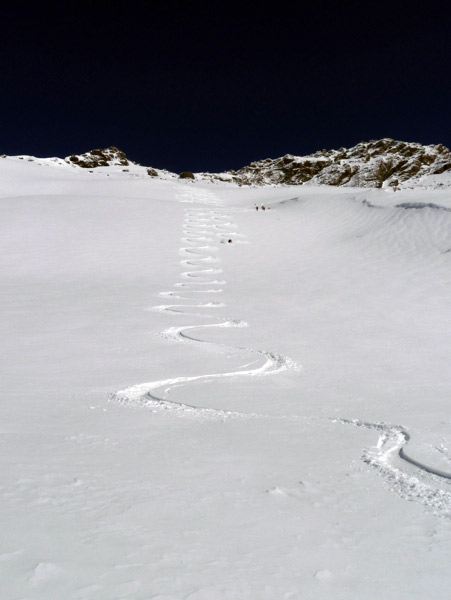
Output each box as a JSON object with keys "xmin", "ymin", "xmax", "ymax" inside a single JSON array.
[
  {"xmin": 226, "ymin": 139, "xmax": 451, "ymax": 188},
  {"xmin": 66, "ymin": 146, "xmax": 129, "ymax": 168}
]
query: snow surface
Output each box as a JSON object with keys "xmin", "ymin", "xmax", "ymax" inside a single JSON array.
[{"xmin": 1, "ymin": 157, "xmax": 451, "ymax": 599}]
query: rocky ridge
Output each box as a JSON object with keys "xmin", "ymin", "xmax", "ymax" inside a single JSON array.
[
  {"xmin": 221, "ymin": 139, "xmax": 451, "ymax": 188},
  {"xmin": 3, "ymin": 139, "xmax": 450, "ymax": 188}
]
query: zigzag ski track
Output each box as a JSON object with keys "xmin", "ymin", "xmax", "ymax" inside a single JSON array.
[{"xmin": 111, "ymin": 187, "xmax": 451, "ymax": 517}]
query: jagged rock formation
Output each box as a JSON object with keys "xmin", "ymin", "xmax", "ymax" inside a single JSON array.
[
  {"xmin": 225, "ymin": 139, "xmax": 451, "ymax": 188},
  {"xmin": 66, "ymin": 146, "xmax": 129, "ymax": 168}
]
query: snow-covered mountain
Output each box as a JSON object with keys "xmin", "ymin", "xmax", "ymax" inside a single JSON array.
[
  {"xmin": 3, "ymin": 138, "xmax": 451, "ymax": 189},
  {"xmin": 60, "ymin": 139, "xmax": 451, "ymax": 189}
]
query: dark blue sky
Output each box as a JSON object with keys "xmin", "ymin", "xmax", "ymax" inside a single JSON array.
[{"xmin": 2, "ymin": 2, "xmax": 450, "ymax": 172}]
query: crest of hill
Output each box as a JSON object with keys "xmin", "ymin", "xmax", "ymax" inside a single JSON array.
[
  {"xmin": 222, "ymin": 139, "xmax": 451, "ymax": 189},
  {"xmin": 3, "ymin": 139, "xmax": 450, "ymax": 189},
  {"xmin": 64, "ymin": 147, "xmax": 173, "ymax": 178}
]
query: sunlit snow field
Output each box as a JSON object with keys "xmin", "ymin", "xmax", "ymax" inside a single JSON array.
[{"xmin": 1, "ymin": 158, "xmax": 451, "ymax": 599}]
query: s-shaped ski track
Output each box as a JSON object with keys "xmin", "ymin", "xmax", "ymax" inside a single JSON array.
[{"xmin": 111, "ymin": 186, "xmax": 451, "ymax": 517}]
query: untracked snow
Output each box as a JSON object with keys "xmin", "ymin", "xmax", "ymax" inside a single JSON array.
[{"xmin": 1, "ymin": 157, "xmax": 451, "ymax": 599}]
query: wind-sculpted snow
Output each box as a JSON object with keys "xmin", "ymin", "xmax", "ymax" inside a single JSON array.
[
  {"xmin": 396, "ymin": 202, "xmax": 451, "ymax": 212},
  {"xmin": 111, "ymin": 188, "xmax": 301, "ymax": 420}
]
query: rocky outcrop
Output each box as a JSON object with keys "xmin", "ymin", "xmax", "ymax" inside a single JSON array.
[
  {"xmin": 226, "ymin": 139, "xmax": 451, "ymax": 188},
  {"xmin": 66, "ymin": 146, "xmax": 129, "ymax": 168}
]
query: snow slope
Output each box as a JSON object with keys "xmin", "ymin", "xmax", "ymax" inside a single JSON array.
[{"xmin": 1, "ymin": 157, "xmax": 451, "ymax": 599}]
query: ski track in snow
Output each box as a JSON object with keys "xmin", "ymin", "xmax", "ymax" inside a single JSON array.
[
  {"xmin": 112, "ymin": 187, "xmax": 301, "ymax": 419},
  {"xmin": 336, "ymin": 419, "xmax": 451, "ymax": 517},
  {"xmin": 111, "ymin": 187, "xmax": 451, "ymax": 517}
]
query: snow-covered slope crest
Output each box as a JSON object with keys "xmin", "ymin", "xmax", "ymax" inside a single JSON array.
[
  {"xmin": 226, "ymin": 139, "xmax": 451, "ymax": 189},
  {"xmin": 2, "ymin": 138, "xmax": 450, "ymax": 189},
  {"xmin": 0, "ymin": 147, "xmax": 177, "ymax": 181},
  {"xmin": 65, "ymin": 146, "xmax": 176, "ymax": 179},
  {"xmin": 0, "ymin": 147, "xmax": 134, "ymax": 171}
]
